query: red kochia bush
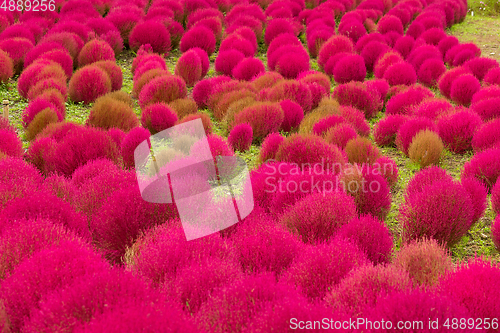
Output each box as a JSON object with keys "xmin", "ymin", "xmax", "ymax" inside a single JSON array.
[
  {"xmin": 0, "ymin": 191, "xmax": 90, "ymax": 239},
  {"xmin": 385, "ymin": 85, "xmax": 434, "ymax": 116},
  {"xmin": 365, "ymin": 290, "xmax": 470, "ymax": 332},
  {"xmin": 258, "ymin": 133, "xmax": 285, "ymax": 163},
  {"xmin": 437, "ymin": 257, "xmax": 500, "ymax": 329},
  {"xmin": 374, "ymin": 115, "xmax": 408, "ymax": 147},
  {"xmin": 332, "ymin": 81, "xmax": 381, "ymax": 119},
  {"xmin": 267, "ymin": 80, "xmax": 313, "ymax": 113},
  {"xmin": 383, "ymin": 61, "xmax": 417, "ymax": 86},
  {"xmin": 0, "ymin": 129, "xmax": 23, "ymax": 158},
  {"xmin": 438, "ymin": 66, "xmax": 472, "ymax": 99},
  {"xmin": 318, "ymin": 35, "xmax": 354, "ymax": 70},
  {"xmin": 129, "ymin": 20, "xmax": 171, "ymax": 54},
  {"xmin": 44, "ymin": 126, "xmax": 121, "ymax": 177},
  {"xmin": 37, "ymin": 49, "xmax": 74, "ymax": 79},
  {"xmin": 174, "ymin": 49, "xmax": 202, "ymax": 87},
  {"xmin": 141, "ymin": 102, "xmax": 178, "ymax": 135},
  {"xmin": 332, "ymin": 54, "xmax": 366, "ymax": 83},
  {"xmin": 471, "ymin": 98, "xmax": 500, "ymax": 121},
  {"xmin": 69, "ymin": 65, "xmax": 112, "ymax": 104},
  {"xmin": 450, "ymin": 74, "xmax": 481, "ymax": 106},
  {"xmin": 281, "ymin": 238, "xmax": 369, "ymax": 300},
  {"xmin": 196, "ymin": 273, "xmax": 293, "ymax": 333},
  {"xmin": 461, "ymin": 176, "xmax": 488, "ymax": 224},
  {"xmin": 325, "ymin": 265, "xmax": 412, "ymax": 318},
  {"xmin": 393, "ymin": 238, "xmax": 453, "ymax": 286},
  {"xmin": 264, "ymin": 18, "xmax": 296, "ymax": 46},
  {"xmin": 463, "ymin": 57, "xmax": 499, "ymax": 81},
  {"xmin": 438, "ymin": 109, "xmax": 482, "ymax": 154},
  {"xmin": 228, "ymin": 123, "xmax": 253, "ymax": 152},
  {"xmin": 483, "ymin": 67, "xmax": 500, "ymax": 86},
  {"xmin": 472, "ymin": 119, "xmax": 500, "ymax": 153},
  {"xmin": 0, "ymin": 37, "xmax": 34, "ymax": 74},
  {"xmin": 77, "ymin": 39, "xmax": 115, "ymax": 67},
  {"xmin": 90, "ymin": 185, "xmax": 178, "ymax": 264},
  {"xmin": 18, "ymin": 60, "xmax": 67, "ymax": 99},
  {"xmin": 396, "ymin": 117, "xmax": 438, "ymax": 155},
  {"xmin": 0, "ymin": 218, "xmax": 84, "ymax": 280},
  {"xmin": 335, "ymin": 215, "xmax": 393, "ymax": 264},
  {"xmin": 360, "ymin": 41, "xmax": 391, "ymax": 73},
  {"xmin": 0, "ymin": 49, "xmax": 14, "ymax": 83},
  {"xmin": 399, "ymin": 179, "xmax": 474, "ymax": 247},
  {"xmin": 374, "ymin": 50, "xmax": 403, "ymax": 79},
  {"xmin": 417, "ymin": 58, "xmax": 446, "ymax": 88},
  {"xmin": 462, "ymin": 147, "xmax": 500, "ymax": 190},
  {"xmin": 138, "ymin": 75, "xmax": 187, "ymax": 108},
  {"xmin": 275, "ymin": 133, "xmax": 346, "ymax": 169},
  {"xmin": 280, "ymin": 191, "xmax": 357, "ymax": 245},
  {"xmin": 121, "ymin": 126, "xmax": 151, "ymax": 169},
  {"xmin": 232, "ymin": 57, "xmax": 265, "ymax": 81},
  {"xmin": 0, "ymin": 241, "xmax": 109, "ymax": 332},
  {"xmin": 233, "ymin": 102, "xmax": 284, "ymax": 142},
  {"xmin": 279, "ymin": 99, "xmax": 303, "ymax": 132},
  {"xmin": 215, "ymin": 50, "xmax": 245, "ymax": 76},
  {"xmin": 179, "ymin": 26, "xmax": 216, "ymax": 56}
]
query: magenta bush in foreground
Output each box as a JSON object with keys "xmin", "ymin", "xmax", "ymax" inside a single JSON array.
[
  {"xmin": 383, "ymin": 62, "xmax": 417, "ymax": 86},
  {"xmin": 437, "ymin": 257, "xmax": 500, "ymax": 330},
  {"xmin": 174, "ymin": 49, "xmax": 202, "ymax": 87},
  {"xmin": 0, "ymin": 129, "xmax": 22, "ymax": 158},
  {"xmin": 365, "ymin": 290, "xmax": 470, "ymax": 332},
  {"xmin": 437, "ymin": 110, "xmax": 482, "ymax": 154},
  {"xmin": 228, "ymin": 123, "xmax": 253, "ymax": 152},
  {"xmin": 138, "ymin": 75, "xmax": 187, "ymax": 107},
  {"xmin": 232, "ymin": 57, "xmax": 265, "ymax": 81},
  {"xmin": 461, "ymin": 176, "xmax": 488, "ymax": 224},
  {"xmin": 335, "ymin": 215, "xmax": 393, "ymax": 264},
  {"xmin": 472, "ymin": 119, "xmax": 500, "ymax": 153},
  {"xmin": 399, "ymin": 180, "xmax": 474, "ymax": 247},
  {"xmin": 215, "ymin": 50, "xmax": 245, "ymax": 76},
  {"xmin": 281, "ymin": 238, "xmax": 369, "ymax": 300},
  {"xmin": 258, "ymin": 133, "xmax": 285, "ymax": 163},
  {"xmin": 332, "ymin": 54, "xmax": 366, "ymax": 83},
  {"xmin": 69, "ymin": 65, "xmax": 111, "ymax": 104},
  {"xmin": 129, "ymin": 20, "xmax": 171, "ymax": 54},
  {"xmin": 279, "ymin": 99, "xmax": 303, "ymax": 132},
  {"xmin": 325, "ymin": 265, "xmax": 413, "ymax": 318},
  {"xmin": 280, "ymin": 191, "xmax": 357, "ymax": 244},
  {"xmin": 462, "ymin": 147, "xmax": 500, "ymax": 190},
  {"xmin": 141, "ymin": 102, "xmax": 178, "ymax": 135},
  {"xmin": 396, "ymin": 117, "xmax": 437, "ymax": 155},
  {"xmin": 450, "ymin": 74, "xmax": 481, "ymax": 106},
  {"xmin": 0, "ymin": 241, "xmax": 109, "ymax": 332},
  {"xmin": 374, "ymin": 115, "xmax": 408, "ymax": 147},
  {"xmin": 77, "ymin": 39, "xmax": 115, "ymax": 67}
]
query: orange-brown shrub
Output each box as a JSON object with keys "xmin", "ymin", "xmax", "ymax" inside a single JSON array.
[
  {"xmin": 25, "ymin": 108, "xmax": 59, "ymax": 141},
  {"xmin": 298, "ymin": 98, "xmax": 340, "ymax": 134},
  {"xmin": 233, "ymin": 102, "xmax": 284, "ymax": 142},
  {"xmin": 177, "ymin": 112, "xmax": 213, "ymax": 134},
  {"xmin": 207, "ymin": 80, "xmax": 255, "ymax": 111},
  {"xmin": 168, "ymin": 98, "xmax": 198, "ymax": 119},
  {"xmin": 344, "ymin": 137, "xmax": 381, "ymax": 165},
  {"xmin": 223, "ymin": 96, "xmax": 257, "ymax": 131},
  {"xmin": 105, "ymin": 90, "xmax": 133, "ymax": 107},
  {"xmin": 132, "ymin": 68, "xmax": 171, "ymax": 98},
  {"xmin": 408, "ymin": 130, "xmax": 444, "ymax": 168},
  {"xmin": 86, "ymin": 95, "xmax": 139, "ymax": 131},
  {"xmin": 250, "ymin": 71, "xmax": 284, "ymax": 91},
  {"xmin": 93, "ymin": 60, "xmax": 123, "ymax": 91},
  {"xmin": 213, "ymin": 89, "xmax": 257, "ymax": 121}
]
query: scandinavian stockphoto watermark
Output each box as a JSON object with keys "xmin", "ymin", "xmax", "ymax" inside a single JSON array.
[{"xmin": 133, "ymin": 119, "xmax": 254, "ymax": 241}]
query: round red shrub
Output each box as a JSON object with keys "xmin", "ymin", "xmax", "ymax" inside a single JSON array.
[
  {"xmin": 450, "ymin": 74, "xmax": 481, "ymax": 106},
  {"xmin": 462, "ymin": 147, "xmax": 500, "ymax": 190},
  {"xmin": 0, "ymin": 49, "xmax": 13, "ymax": 83},
  {"xmin": 233, "ymin": 102, "xmax": 284, "ymax": 142},
  {"xmin": 437, "ymin": 109, "xmax": 482, "ymax": 154},
  {"xmin": 318, "ymin": 35, "xmax": 354, "ymax": 70},
  {"xmin": 232, "ymin": 57, "xmax": 265, "ymax": 81},
  {"xmin": 396, "ymin": 117, "xmax": 437, "ymax": 155},
  {"xmin": 281, "ymin": 191, "xmax": 357, "ymax": 244},
  {"xmin": 360, "ymin": 41, "xmax": 391, "ymax": 73},
  {"xmin": 264, "ymin": 18, "xmax": 296, "ymax": 46},
  {"xmin": 471, "ymin": 98, "xmax": 500, "ymax": 122},
  {"xmin": 377, "ymin": 15, "xmax": 404, "ymax": 34},
  {"xmin": 399, "ymin": 179, "xmax": 474, "ymax": 247},
  {"xmin": 275, "ymin": 133, "xmax": 346, "ymax": 168},
  {"xmin": 383, "ymin": 61, "xmax": 417, "ymax": 86},
  {"xmin": 325, "ymin": 265, "xmax": 412, "ymax": 318},
  {"xmin": 69, "ymin": 65, "xmax": 111, "ymax": 104},
  {"xmin": 437, "ymin": 257, "xmax": 500, "ymax": 327},
  {"xmin": 332, "ymin": 81, "xmax": 381, "ymax": 119},
  {"xmin": 259, "ymin": 133, "xmax": 285, "ymax": 163},
  {"xmin": 267, "ymin": 79, "xmax": 313, "ymax": 113},
  {"xmin": 374, "ymin": 115, "xmax": 408, "ymax": 147},
  {"xmin": 18, "ymin": 60, "xmax": 67, "ymax": 100},
  {"xmin": 279, "ymin": 99, "xmax": 303, "ymax": 132},
  {"xmin": 393, "ymin": 35, "xmax": 414, "ymax": 59},
  {"xmin": 332, "ymin": 54, "xmax": 366, "ymax": 83},
  {"xmin": 472, "ymin": 119, "xmax": 500, "ymax": 153},
  {"xmin": 274, "ymin": 49, "xmax": 310, "ymax": 79},
  {"xmin": 77, "ymin": 39, "xmax": 115, "ymax": 67},
  {"xmin": 483, "ymin": 67, "xmax": 500, "ymax": 86},
  {"xmin": 138, "ymin": 75, "xmax": 187, "ymax": 108},
  {"xmin": 281, "ymin": 238, "xmax": 369, "ymax": 300},
  {"xmin": 461, "ymin": 176, "xmax": 488, "ymax": 224},
  {"xmin": 141, "ymin": 102, "xmax": 178, "ymax": 135},
  {"xmin": 0, "ymin": 129, "xmax": 22, "ymax": 158},
  {"xmin": 374, "ymin": 50, "xmax": 403, "ymax": 79},
  {"xmin": 463, "ymin": 57, "xmax": 499, "ymax": 81},
  {"xmin": 228, "ymin": 123, "xmax": 253, "ymax": 152},
  {"xmin": 417, "ymin": 58, "xmax": 446, "ymax": 88},
  {"xmin": 129, "ymin": 20, "xmax": 170, "ymax": 54},
  {"xmin": 93, "ymin": 60, "xmax": 123, "ymax": 92},
  {"xmin": 438, "ymin": 66, "xmax": 472, "ymax": 99},
  {"xmin": 215, "ymin": 50, "xmax": 245, "ymax": 77},
  {"xmin": 121, "ymin": 126, "xmax": 151, "ymax": 169},
  {"xmin": 179, "ymin": 26, "xmax": 216, "ymax": 56},
  {"xmin": 0, "ymin": 37, "xmax": 34, "ymax": 74},
  {"xmin": 174, "ymin": 49, "xmax": 202, "ymax": 87}
]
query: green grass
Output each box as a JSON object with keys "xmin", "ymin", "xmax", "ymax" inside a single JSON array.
[{"xmin": 468, "ymin": 0, "xmax": 500, "ymax": 16}]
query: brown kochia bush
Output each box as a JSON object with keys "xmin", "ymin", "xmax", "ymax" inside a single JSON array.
[
  {"xmin": 392, "ymin": 238, "xmax": 453, "ymax": 287},
  {"xmin": 25, "ymin": 108, "xmax": 59, "ymax": 141},
  {"xmin": 86, "ymin": 93, "xmax": 139, "ymax": 132},
  {"xmin": 168, "ymin": 98, "xmax": 198, "ymax": 119},
  {"xmin": 408, "ymin": 130, "xmax": 444, "ymax": 168},
  {"xmin": 298, "ymin": 98, "xmax": 340, "ymax": 134},
  {"xmin": 344, "ymin": 137, "xmax": 381, "ymax": 165}
]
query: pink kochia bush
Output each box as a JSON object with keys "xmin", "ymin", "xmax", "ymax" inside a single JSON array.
[
  {"xmin": 279, "ymin": 99, "xmax": 304, "ymax": 132},
  {"xmin": 365, "ymin": 290, "xmax": 470, "ymax": 332},
  {"xmin": 139, "ymin": 75, "xmax": 187, "ymax": 108},
  {"xmin": 396, "ymin": 117, "xmax": 437, "ymax": 155},
  {"xmin": 0, "ymin": 241, "xmax": 109, "ymax": 332},
  {"xmin": 0, "ymin": 129, "xmax": 23, "ymax": 158},
  {"xmin": 374, "ymin": 115, "xmax": 409, "ymax": 147},
  {"xmin": 77, "ymin": 39, "xmax": 115, "ymax": 67},
  {"xmin": 437, "ymin": 109, "xmax": 483, "ymax": 153},
  {"xmin": 233, "ymin": 102, "xmax": 284, "ymax": 142},
  {"xmin": 462, "ymin": 147, "xmax": 500, "ymax": 190},
  {"xmin": 472, "ymin": 119, "xmax": 500, "ymax": 153},
  {"xmin": 332, "ymin": 54, "xmax": 366, "ymax": 84},
  {"xmin": 280, "ymin": 191, "xmax": 357, "ymax": 244},
  {"xmin": 141, "ymin": 102, "xmax": 178, "ymax": 135},
  {"xmin": 335, "ymin": 215, "xmax": 393, "ymax": 264},
  {"xmin": 325, "ymin": 265, "xmax": 413, "ymax": 318},
  {"xmin": 232, "ymin": 57, "xmax": 265, "ymax": 81},
  {"xmin": 258, "ymin": 133, "xmax": 285, "ymax": 163},
  {"xmin": 120, "ymin": 126, "xmax": 151, "ymax": 169},
  {"xmin": 332, "ymin": 81, "xmax": 381, "ymax": 119},
  {"xmin": 450, "ymin": 74, "xmax": 481, "ymax": 106},
  {"xmin": 179, "ymin": 25, "xmax": 216, "ymax": 56},
  {"xmin": 129, "ymin": 20, "xmax": 171, "ymax": 54},
  {"xmin": 90, "ymin": 185, "xmax": 178, "ymax": 264},
  {"xmin": 228, "ymin": 123, "xmax": 253, "ymax": 152},
  {"xmin": 437, "ymin": 257, "xmax": 500, "ymax": 330},
  {"xmin": 215, "ymin": 50, "xmax": 245, "ymax": 76},
  {"xmin": 281, "ymin": 238, "xmax": 369, "ymax": 300},
  {"xmin": 174, "ymin": 49, "xmax": 203, "ymax": 87},
  {"xmin": 399, "ymin": 172, "xmax": 475, "ymax": 247},
  {"xmin": 69, "ymin": 65, "xmax": 111, "ymax": 104},
  {"xmin": 383, "ymin": 61, "xmax": 417, "ymax": 86}
]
